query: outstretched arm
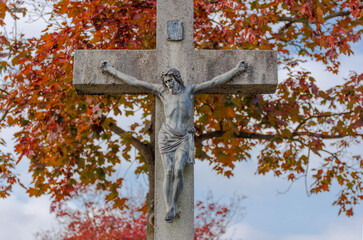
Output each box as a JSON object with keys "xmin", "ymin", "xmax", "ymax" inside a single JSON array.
[
  {"xmin": 192, "ymin": 61, "xmax": 248, "ymax": 93},
  {"xmin": 100, "ymin": 61, "xmax": 160, "ymax": 94}
]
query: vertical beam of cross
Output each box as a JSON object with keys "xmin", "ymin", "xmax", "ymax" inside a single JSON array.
[
  {"xmin": 154, "ymin": 0, "xmax": 195, "ymax": 239},
  {"xmin": 73, "ymin": 1, "xmax": 277, "ymax": 239},
  {"xmin": 156, "ymin": 0, "xmax": 194, "ymax": 76}
]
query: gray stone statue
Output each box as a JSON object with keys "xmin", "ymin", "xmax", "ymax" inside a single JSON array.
[{"xmin": 100, "ymin": 60, "xmax": 248, "ymax": 223}]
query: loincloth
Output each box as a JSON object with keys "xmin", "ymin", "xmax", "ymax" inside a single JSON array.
[{"xmin": 158, "ymin": 123, "xmax": 195, "ymax": 164}]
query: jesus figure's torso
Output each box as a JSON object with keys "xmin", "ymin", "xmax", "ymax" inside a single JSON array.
[{"xmin": 159, "ymin": 85, "xmax": 195, "ymax": 133}]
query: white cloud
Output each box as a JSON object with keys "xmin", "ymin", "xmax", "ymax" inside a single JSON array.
[
  {"xmin": 281, "ymin": 217, "xmax": 363, "ymax": 240},
  {"xmin": 222, "ymin": 216, "xmax": 363, "ymax": 240},
  {"xmin": 0, "ymin": 195, "xmax": 56, "ymax": 240},
  {"xmin": 222, "ymin": 221, "xmax": 270, "ymax": 240},
  {"xmin": 221, "ymin": 217, "xmax": 363, "ymax": 240}
]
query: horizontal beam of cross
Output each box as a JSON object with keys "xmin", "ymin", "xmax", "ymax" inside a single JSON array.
[{"xmin": 73, "ymin": 49, "xmax": 277, "ymax": 95}]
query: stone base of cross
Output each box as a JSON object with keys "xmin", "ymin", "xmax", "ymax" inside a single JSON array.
[{"xmin": 73, "ymin": 0, "xmax": 277, "ymax": 239}]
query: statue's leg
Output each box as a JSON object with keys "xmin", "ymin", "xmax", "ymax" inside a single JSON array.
[
  {"xmin": 171, "ymin": 149, "xmax": 187, "ymax": 216},
  {"xmin": 161, "ymin": 152, "xmax": 174, "ymax": 212}
]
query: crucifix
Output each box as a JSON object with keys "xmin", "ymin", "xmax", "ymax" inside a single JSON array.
[{"xmin": 73, "ymin": 0, "xmax": 277, "ymax": 239}]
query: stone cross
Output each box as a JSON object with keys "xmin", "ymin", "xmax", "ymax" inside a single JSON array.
[{"xmin": 73, "ymin": 0, "xmax": 277, "ymax": 239}]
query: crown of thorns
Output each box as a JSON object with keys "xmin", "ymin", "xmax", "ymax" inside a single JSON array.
[{"xmin": 161, "ymin": 68, "xmax": 184, "ymax": 88}]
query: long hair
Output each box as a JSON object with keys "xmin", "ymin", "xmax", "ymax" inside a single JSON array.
[{"xmin": 160, "ymin": 68, "xmax": 185, "ymax": 89}]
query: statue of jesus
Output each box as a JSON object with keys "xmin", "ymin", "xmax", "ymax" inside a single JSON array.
[{"xmin": 100, "ymin": 60, "xmax": 248, "ymax": 223}]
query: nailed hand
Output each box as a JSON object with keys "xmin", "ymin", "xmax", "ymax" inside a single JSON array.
[
  {"xmin": 100, "ymin": 61, "xmax": 112, "ymax": 71},
  {"xmin": 236, "ymin": 60, "xmax": 248, "ymax": 72}
]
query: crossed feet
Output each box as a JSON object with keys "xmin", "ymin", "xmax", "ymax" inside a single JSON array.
[{"xmin": 164, "ymin": 206, "xmax": 181, "ymax": 223}]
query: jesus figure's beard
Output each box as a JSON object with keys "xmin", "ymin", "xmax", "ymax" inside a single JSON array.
[{"xmin": 169, "ymin": 85, "xmax": 182, "ymax": 94}]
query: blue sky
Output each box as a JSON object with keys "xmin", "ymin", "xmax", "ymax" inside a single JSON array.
[{"xmin": 0, "ymin": 9, "xmax": 362, "ymax": 240}]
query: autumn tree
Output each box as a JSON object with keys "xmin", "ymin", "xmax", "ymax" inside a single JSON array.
[
  {"xmin": 0, "ymin": 0, "xmax": 362, "ymax": 238},
  {"xmin": 34, "ymin": 184, "xmax": 244, "ymax": 240}
]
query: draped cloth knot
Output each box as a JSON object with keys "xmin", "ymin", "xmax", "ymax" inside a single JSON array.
[{"xmin": 158, "ymin": 123, "xmax": 195, "ymax": 164}]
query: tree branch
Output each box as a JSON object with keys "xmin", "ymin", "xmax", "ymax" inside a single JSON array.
[
  {"xmin": 196, "ymin": 124, "xmax": 362, "ymax": 144},
  {"xmin": 108, "ymin": 122, "xmax": 153, "ymax": 159},
  {"xmin": 0, "ymin": 88, "xmax": 10, "ymax": 99},
  {"xmin": 196, "ymin": 130, "xmax": 225, "ymax": 142},
  {"xmin": 277, "ymin": 16, "xmax": 301, "ymax": 23},
  {"xmin": 272, "ymin": 7, "xmax": 362, "ymax": 41},
  {"xmin": 196, "ymin": 130, "xmax": 275, "ymax": 143},
  {"xmin": 297, "ymin": 132, "xmax": 363, "ymax": 139},
  {"xmin": 0, "ymin": 108, "xmax": 10, "ymax": 123},
  {"xmin": 292, "ymin": 111, "xmax": 355, "ymax": 136},
  {"xmin": 277, "ymin": 9, "xmax": 357, "ymax": 24},
  {"xmin": 0, "ymin": 89, "xmax": 13, "ymax": 124},
  {"xmin": 0, "ymin": 93, "xmax": 7, "ymax": 99},
  {"xmin": 234, "ymin": 131, "xmax": 275, "ymax": 140},
  {"xmin": 324, "ymin": 10, "xmax": 352, "ymax": 21}
]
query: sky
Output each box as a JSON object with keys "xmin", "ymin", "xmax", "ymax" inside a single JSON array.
[{"xmin": 0, "ymin": 6, "xmax": 363, "ymax": 240}]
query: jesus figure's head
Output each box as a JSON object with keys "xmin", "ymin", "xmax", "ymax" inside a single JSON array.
[{"xmin": 161, "ymin": 68, "xmax": 185, "ymax": 94}]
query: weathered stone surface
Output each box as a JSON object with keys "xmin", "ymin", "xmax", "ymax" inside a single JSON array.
[
  {"xmin": 73, "ymin": 50, "xmax": 277, "ymax": 95},
  {"xmin": 154, "ymin": 0, "xmax": 195, "ymax": 239},
  {"xmin": 167, "ymin": 20, "xmax": 183, "ymax": 41},
  {"xmin": 73, "ymin": 50, "xmax": 158, "ymax": 94},
  {"xmin": 154, "ymin": 99, "xmax": 194, "ymax": 239},
  {"xmin": 193, "ymin": 50, "xmax": 277, "ymax": 94}
]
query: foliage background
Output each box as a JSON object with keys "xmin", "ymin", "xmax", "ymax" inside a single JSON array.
[
  {"xmin": 0, "ymin": 0, "xmax": 362, "ymax": 239},
  {"xmin": 1, "ymin": 33, "xmax": 362, "ymax": 240}
]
